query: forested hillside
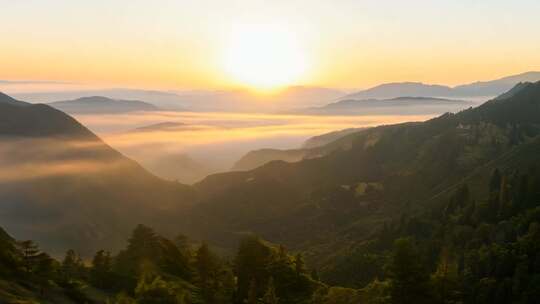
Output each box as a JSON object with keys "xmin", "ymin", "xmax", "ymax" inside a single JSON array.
[{"xmin": 183, "ymin": 82, "xmax": 540, "ymax": 301}]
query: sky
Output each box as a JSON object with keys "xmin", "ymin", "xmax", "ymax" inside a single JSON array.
[{"xmin": 2, "ymin": 0, "xmax": 540, "ymax": 91}]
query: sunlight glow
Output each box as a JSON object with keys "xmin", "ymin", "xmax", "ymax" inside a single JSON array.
[{"xmin": 223, "ymin": 24, "xmax": 309, "ymax": 91}]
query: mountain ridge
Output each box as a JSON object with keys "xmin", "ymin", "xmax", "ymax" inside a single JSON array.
[
  {"xmin": 48, "ymin": 96, "xmax": 159, "ymax": 114},
  {"xmin": 343, "ymin": 71, "xmax": 540, "ymax": 100}
]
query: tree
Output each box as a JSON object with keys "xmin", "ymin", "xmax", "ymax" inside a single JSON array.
[
  {"xmin": 215, "ymin": 265, "xmax": 236, "ymax": 304},
  {"xmin": 431, "ymin": 248, "xmax": 460, "ymax": 304},
  {"xmin": 34, "ymin": 252, "xmax": 55, "ymax": 296},
  {"xmin": 490, "ymin": 169, "xmax": 502, "ymax": 193},
  {"xmin": 17, "ymin": 240, "xmax": 41, "ymax": 274},
  {"xmin": 175, "ymin": 234, "xmax": 193, "ymax": 261},
  {"xmin": 195, "ymin": 243, "xmax": 219, "ymax": 303},
  {"xmin": 311, "ymin": 269, "xmax": 320, "ymax": 282},
  {"xmin": 91, "ymin": 250, "xmax": 113, "ymax": 288},
  {"xmin": 160, "ymin": 238, "xmax": 193, "ymax": 280},
  {"xmin": 115, "ymin": 224, "xmax": 161, "ymax": 278},
  {"xmin": 246, "ymin": 279, "xmax": 258, "ymax": 304},
  {"xmin": 234, "ymin": 236, "xmax": 272, "ymax": 303},
  {"xmin": 386, "ymin": 238, "xmax": 432, "ymax": 304},
  {"xmin": 62, "ymin": 249, "xmax": 85, "ymax": 281},
  {"xmin": 262, "ymin": 277, "xmax": 279, "ymax": 304},
  {"xmin": 135, "ymin": 274, "xmax": 181, "ymax": 304},
  {"xmin": 294, "ymin": 253, "xmax": 305, "ymax": 276},
  {"xmin": 360, "ymin": 279, "xmax": 391, "ymax": 304}
]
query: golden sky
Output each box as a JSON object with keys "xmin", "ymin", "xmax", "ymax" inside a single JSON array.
[{"xmin": 2, "ymin": 0, "xmax": 540, "ymax": 91}]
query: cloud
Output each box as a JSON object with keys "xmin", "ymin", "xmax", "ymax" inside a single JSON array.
[
  {"xmin": 0, "ymin": 80, "xmax": 75, "ymax": 85},
  {"xmin": 0, "ymin": 138, "xmax": 127, "ymax": 183},
  {"xmin": 0, "ymin": 111, "xmax": 435, "ymax": 183},
  {"xmin": 70, "ymin": 111, "xmax": 434, "ymax": 171}
]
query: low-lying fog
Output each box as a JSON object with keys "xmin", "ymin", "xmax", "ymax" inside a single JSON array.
[{"xmin": 73, "ymin": 111, "xmax": 436, "ymax": 184}]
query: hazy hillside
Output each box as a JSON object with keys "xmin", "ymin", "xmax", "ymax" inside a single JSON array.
[
  {"xmin": 49, "ymin": 96, "xmax": 159, "ymax": 114},
  {"xmin": 343, "ymin": 83, "xmax": 454, "ymax": 100},
  {"xmin": 302, "ymin": 128, "xmax": 364, "ymax": 149},
  {"xmin": 232, "ymin": 128, "xmax": 365, "ymax": 171},
  {"xmin": 0, "ymin": 93, "xmax": 195, "ymax": 256},
  {"xmin": 300, "ymin": 96, "xmax": 472, "ymax": 115},
  {"xmin": 232, "ymin": 148, "xmax": 308, "ymax": 171},
  {"xmin": 454, "ymin": 71, "xmax": 540, "ymax": 96},
  {"xmin": 130, "ymin": 121, "xmax": 187, "ymax": 132},
  {"xmin": 143, "ymin": 153, "xmax": 214, "ymax": 184}
]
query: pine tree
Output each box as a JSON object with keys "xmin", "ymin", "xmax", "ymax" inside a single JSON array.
[
  {"xmin": 195, "ymin": 243, "xmax": 218, "ymax": 303},
  {"xmin": 387, "ymin": 238, "xmax": 432, "ymax": 304},
  {"xmin": 310, "ymin": 269, "xmax": 320, "ymax": 281},
  {"xmin": 234, "ymin": 236, "xmax": 272, "ymax": 303},
  {"xmin": 262, "ymin": 277, "xmax": 279, "ymax": 304},
  {"xmin": 91, "ymin": 250, "xmax": 113, "ymax": 288},
  {"xmin": 115, "ymin": 224, "xmax": 161, "ymax": 277},
  {"xmin": 293, "ymin": 253, "xmax": 305, "ymax": 276},
  {"xmin": 246, "ymin": 279, "xmax": 258, "ymax": 304},
  {"xmin": 431, "ymin": 248, "xmax": 459, "ymax": 304},
  {"xmin": 175, "ymin": 234, "xmax": 193, "ymax": 261},
  {"xmin": 135, "ymin": 274, "xmax": 179, "ymax": 304},
  {"xmin": 62, "ymin": 249, "xmax": 84, "ymax": 280},
  {"xmin": 490, "ymin": 169, "xmax": 502, "ymax": 193},
  {"xmin": 17, "ymin": 240, "xmax": 41, "ymax": 274}
]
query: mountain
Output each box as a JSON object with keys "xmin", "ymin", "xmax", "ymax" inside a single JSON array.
[
  {"xmin": 343, "ymin": 83, "xmax": 454, "ymax": 100},
  {"xmin": 13, "ymin": 88, "xmax": 187, "ymax": 110},
  {"xmin": 0, "ymin": 93, "xmax": 195, "ymax": 256},
  {"xmin": 163, "ymin": 86, "xmax": 344, "ymax": 112},
  {"xmin": 142, "ymin": 153, "xmax": 214, "ymax": 184},
  {"xmin": 0, "ymin": 92, "xmax": 28, "ymax": 107},
  {"xmin": 302, "ymin": 128, "xmax": 364, "ymax": 149},
  {"xmin": 231, "ymin": 128, "xmax": 366, "ymax": 171},
  {"xmin": 185, "ymin": 81, "xmax": 540, "ymax": 272},
  {"xmin": 232, "ymin": 148, "xmax": 308, "ymax": 171},
  {"xmin": 125, "ymin": 122, "xmax": 214, "ymax": 183},
  {"xmin": 299, "ymin": 96, "xmax": 472, "ymax": 115},
  {"xmin": 0, "ymin": 95, "xmax": 98, "ymax": 139},
  {"xmin": 453, "ymin": 71, "xmax": 540, "ymax": 97},
  {"xmin": 130, "ymin": 121, "xmax": 187, "ymax": 133},
  {"xmin": 48, "ymin": 96, "xmax": 159, "ymax": 114},
  {"xmin": 13, "ymin": 86, "xmax": 343, "ymax": 112},
  {"xmin": 343, "ymin": 71, "xmax": 540, "ymax": 100}
]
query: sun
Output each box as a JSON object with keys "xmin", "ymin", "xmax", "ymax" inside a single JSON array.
[{"xmin": 223, "ymin": 24, "xmax": 308, "ymax": 91}]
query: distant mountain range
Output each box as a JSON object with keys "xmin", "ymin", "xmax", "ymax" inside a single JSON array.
[
  {"xmin": 168, "ymin": 86, "xmax": 345, "ymax": 112},
  {"xmin": 13, "ymin": 89, "xmax": 186, "ymax": 110},
  {"xmin": 12, "ymin": 86, "xmax": 344, "ymax": 112},
  {"xmin": 297, "ymin": 96, "xmax": 472, "ymax": 116},
  {"xmin": 343, "ymin": 71, "xmax": 540, "ymax": 100},
  {"xmin": 48, "ymin": 96, "xmax": 160, "ymax": 114},
  {"xmin": 7, "ymin": 72, "xmax": 540, "ymax": 114}
]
